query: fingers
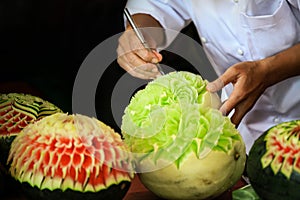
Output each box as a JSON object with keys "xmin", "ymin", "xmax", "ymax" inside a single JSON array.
[
  {"xmin": 230, "ymin": 99, "xmax": 255, "ymax": 126},
  {"xmin": 206, "ymin": 78, "xmax": 224, "ymax": 93},
  {"xmin": 206, "ymin": 67, "xmax": 247, "ymax": 125},
  {"xmin": 220, "ymin": 99, "xmax": 247, "ymax": 127},
  {"xmin": 207, "ymin": 62, "xmax": 266, "ymax": 126},
  {"xmin": 206, "ymin": 67, "xmax": 239, "ymax": 93},
  {"xmin": 117, "ymin": 47, "xmax": 162, "ymax": 79},
  {"xmin": 219, "ymin": 88, "xmax": 243, "ymax": 116},
  {"xmin": 230, "ymin": 109, "xmax": 244, "ymax": 127},
  {"xmin": 222, "ymin": 89, "xmax": 260, "ymax": 126},
  {"xmin": 117, "ymin": 29, "xmax": 163, "ymax": 79},
  {"xmin": 152, "ymin": 50, "xmax": 163, "ymax": 62},
  {"xmin": 117, "ymin": 54, "xmax": 161, "ymax": 79}
]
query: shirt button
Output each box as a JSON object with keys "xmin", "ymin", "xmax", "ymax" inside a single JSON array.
[
  {"xmin": 200, "ymin": 37, "xmax": 207, "ymax": 43},
  {"xmin": 237, "ymin": 48, "xmax": 244, "ymax": 56}
]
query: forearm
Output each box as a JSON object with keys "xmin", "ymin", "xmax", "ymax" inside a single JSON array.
[
  {"xmin": 263, "ymin": 42, "xmax": 300, "ymax": 87},
  {"xmin": 125, "ymin": 14, "xmax": 165, "ymax": 47}
]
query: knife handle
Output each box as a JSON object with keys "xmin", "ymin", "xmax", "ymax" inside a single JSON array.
[{"xmin": 124, "ymin": 8, "xmax": 165, "ymax": 75}]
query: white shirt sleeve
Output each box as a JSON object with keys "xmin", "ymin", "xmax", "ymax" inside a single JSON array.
[{"xmin": 125, "ymin": 0, "xmax": 192, "ymax": 48}]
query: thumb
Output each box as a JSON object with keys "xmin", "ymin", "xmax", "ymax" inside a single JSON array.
[
  {"xmin": 206, "ymin": 78, "xmax": 225, "ymax": 93},
  {"xmin": 151, "ymin": 50, "xmax": 163, "ymax": 63}
]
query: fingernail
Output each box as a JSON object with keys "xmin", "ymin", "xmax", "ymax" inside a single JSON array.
[
  {"xmin": 149, "ymin": 74, "xmax": 161, "ymax": 80},
  {"xmin": 151, "ymin": 58, "xmax": 158, "ymax": 63},
  {"xmin": 219, "ymin": 107, "xmax": 226, "ymax": 116},
  {"xmin": 206, "ymin": 83, "xmax": 215, "ymax": 92}
]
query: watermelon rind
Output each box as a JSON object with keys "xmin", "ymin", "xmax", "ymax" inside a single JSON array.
[
  {"xmin": 247, "ymin": 120, "xmax": 300, "ymax": 200},
  {"xmin": 21, "ymin": 180, "xmax": 131, "ymax": 200},
  {"xmin": 7, "ymin": 113, "xmax": 134, "ymax": 200}
]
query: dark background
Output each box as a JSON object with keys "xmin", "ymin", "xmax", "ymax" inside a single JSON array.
[
  {"xmin": 0, "ymin": 0, "xmax": 127, "ymax": 110},
  {"xmin": 0, "ymin": 0, "xmax": 204, "ymax": 133}
]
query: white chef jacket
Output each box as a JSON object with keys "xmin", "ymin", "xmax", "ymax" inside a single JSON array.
[{"xmin": 126, "ymin": 0, "xmax": 300, "ymax": 153}]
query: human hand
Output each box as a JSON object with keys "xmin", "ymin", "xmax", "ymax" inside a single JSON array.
[
  {"xmin": 117, "ymin": 26, "xmax": 163, "ymax": 79},
  {"xmin": 206, "ymin": 60, "xmax": 269, "ymax": 126}
]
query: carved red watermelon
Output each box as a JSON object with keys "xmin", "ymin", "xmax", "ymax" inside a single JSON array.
[
  {"xmin": 247, "ymin": 120, "xmax": 300, "ymax": 200},
  {"xmin": 7, "ymin": 113, "xmax": 134, "ymax": 200},
  {"xmin": 0, "ymin": 93, "xmax": 62, "ymax": 167}
]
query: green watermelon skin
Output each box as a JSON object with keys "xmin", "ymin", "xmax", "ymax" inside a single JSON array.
[
  {"xmin": 0, "ymin": 164, "xmax": 22, "ymax": 198},
  {"xmin": 247, "ymin": 120, "xmax": 300, "ymax": 200},
  {"xmin": 0, "ymin": 93, "xmax": 62, "ymax": 197},
  {"xmin": 21, "ymin": 181, "xmax": 131, "ymax": 200},
  {"xmin": 0, "ymin": 136, "xmax": 16, "ymax": 167},
  {"xmin": 7, "ymin": 113, "xmax": 134, "ymax": 200}
]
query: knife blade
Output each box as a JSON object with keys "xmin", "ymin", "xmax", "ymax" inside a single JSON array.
[{"xmin": 124, "ymin": 8, "xmax": 165, "ymax": 75}]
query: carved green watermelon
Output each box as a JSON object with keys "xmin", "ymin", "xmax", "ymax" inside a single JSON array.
[
  {"xmin": 7, "ymin": 113, "xmax": 134, "ymax": 200},
  {"xmin": 121, "ymin": 71, "xmax": 246, "ymax": 199},
  {"xmin": 247, "ymin": 120, "xmax": 300, "ymax": 200},
  {"xmin": 0, "ymin": 93, "xmax": 62, "ymax": 167}
]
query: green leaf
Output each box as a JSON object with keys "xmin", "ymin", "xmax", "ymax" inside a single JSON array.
[{"xmin": 232, "ymin": 185, "xmax": 261, "ymax": 200}]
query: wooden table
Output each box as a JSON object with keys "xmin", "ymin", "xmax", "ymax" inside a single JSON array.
[{"xmin": 124, "ymin": 176, "xmax": 160, "ymax": 200}]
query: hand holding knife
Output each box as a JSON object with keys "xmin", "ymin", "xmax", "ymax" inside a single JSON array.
[{"xmin": 123, "ymin": 8, "xmax": 165, "ymax": 75}]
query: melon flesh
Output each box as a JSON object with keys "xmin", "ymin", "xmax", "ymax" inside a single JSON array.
[
  {"xmin": 139, "ymin": 139, "xmax": 245, "ymax": 200},
  {"xmin": 7, "ymin": 113, "xmax": 134, "ymax": 200},
  {"xmin": 121, "ymin": 71, "xmax": 247, "ymax": 199}
]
